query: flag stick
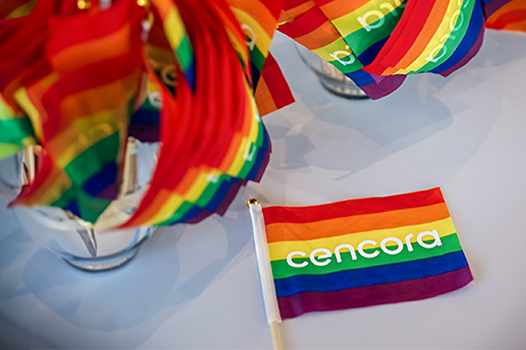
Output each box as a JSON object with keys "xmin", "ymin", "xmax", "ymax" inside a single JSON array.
[
  {"xmin": 248, "ymin": 198, "xmax": 283, "ymax": 350},
  {"xmin": 24, "ymin": 146, "xmax": 35, "ymax": 184}
]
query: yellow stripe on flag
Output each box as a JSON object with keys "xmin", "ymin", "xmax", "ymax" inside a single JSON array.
[{"xmin": 268, "ymin": 217, "xmax": 457, "ymax": 261}]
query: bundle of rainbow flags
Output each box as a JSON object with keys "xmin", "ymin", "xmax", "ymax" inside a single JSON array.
[
  {"xmin": 278, "ymin": 0, "xmax": 525, "ymax": 99},
  {"xmin": 0, "ymin": 0, "xmax": 523, "ymax": 228},
  {"xmin": 0, "ymin": 0, "xmax": 290, "ymax": 227}
]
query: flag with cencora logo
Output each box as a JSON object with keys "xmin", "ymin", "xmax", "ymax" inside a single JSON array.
[{"xmin": 261, "ymin": 188, "xmax": 473, "ymax": 319}]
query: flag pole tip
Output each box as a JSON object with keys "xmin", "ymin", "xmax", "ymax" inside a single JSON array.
[{"xmin": 247, "ymin": 198, "xmax": 259, "ymax": 207}]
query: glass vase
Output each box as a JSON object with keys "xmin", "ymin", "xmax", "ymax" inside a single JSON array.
[
  {"xmin": 295, "ymin": 44, "xmax": 369, "ymax": 100},
  {"xmin": 0, "ymin": 138, "xmax": 158, "ymax": 271}
]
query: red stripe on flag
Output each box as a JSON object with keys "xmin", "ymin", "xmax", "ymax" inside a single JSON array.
[
  {"xmin": 262, "ymin": 187, "xmax": 445, "ymax": 225},
  {"xmin": 364, "ymin": 0, "xmax": 435, "ymax": 75},
  {"xmin": 278, "ymin": 5, "xmax": 328, "ymax": 38},
  {"xmin": 255, "ymin": 53, "xmax": 294, "ymax": 116},
  {"xmin": 282, "ymin": 0, "xmax": 313, "ymax": 12}
]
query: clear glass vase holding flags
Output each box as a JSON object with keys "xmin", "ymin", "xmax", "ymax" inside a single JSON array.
[{"xmin": 0, "ymin": 138, "xmax": 158, "ymax": 271}]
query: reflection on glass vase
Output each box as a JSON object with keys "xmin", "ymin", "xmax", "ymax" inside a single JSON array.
[
  {"xmin": 295, "ymin": 44, "xmax": 369, "ymax": 100},
  {"xmin": 0, "ymin": 138, "xmax": 159, "ymax": 271}
]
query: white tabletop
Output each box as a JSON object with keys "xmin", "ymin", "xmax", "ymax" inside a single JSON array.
[{"xmin": 1, "ymin": 29, "xmax": 526, "ymax": 350}]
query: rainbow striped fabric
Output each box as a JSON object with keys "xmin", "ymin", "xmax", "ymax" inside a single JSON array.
[
  {"xmin": 0, "ymin": 94, "xmax": 37, "ymax": 159},
  {"xmin": 254, "ymin": 53, "xmax": 295, "ymax": 116},
  {"xmin": 152, "ymin": 0, "xmax": 195, "ymax": 89},
  {"xmin": 0, "ymin": 0, "xmax": 286, "ymax": 227},
  {"xmin": 485, "ymin": 0, "xmax": 526, "ymax": 32},
  {"xmin": 0, "ymin": 0, "xmax": 516, "ymax": 228},
  {"xmin": 277, "ymin": 0, "xmax": 511, "ymax": 98},
  {"xmin": 1, "ymin": 0, "xmax": 146, "ymax": 223},
  {"xmin": 278, "ymin": 0, "xmax": 406, "ymax": 99},
  {"xmin": 121, "ymin": 0, "xmax": 281, "ymax": 227},
  {"xmin": 262, "ymin": 188, "xmax": 473, "ymax": 319}
]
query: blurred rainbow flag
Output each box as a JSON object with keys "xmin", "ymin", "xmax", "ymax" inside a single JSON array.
[
  {"xmin": 277, "ymin": 0, "xmax": 519, "ymax": 98},
  {"xmin": 0, "ymin": 0, "xmax": 289, "ymax": 227},
  {"xmin": 0, "ymin": 0, "xmax": 147, "ymax": 223},
  {"xmin": 485, "ymin": 0, "xmax": 526, "ymax": 32},
  {"xmin": 122, "ymin": 0, "xmax": 283, "ymax": 227},
  {"xmin": 0, "ymin": 0, "xmax": 519, "ymax": 228},
  {"xmin": 278, "ymin": 0, "xmax": 406, "ymax": 99}
]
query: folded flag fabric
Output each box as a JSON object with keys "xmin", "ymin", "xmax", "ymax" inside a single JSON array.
[
  {"xmin": 0, "ymin": 0, "xmax": 516, "ymax": 228},
  {"xmin": 254, "ymin": 53, "xmax": 295, "ymax": 116},
  {"xmin": 0, "ymin": 93, "xmax": 37, "ymax": 159},
  {"xmin": 485, "ymin": 0, "xmax": 526, "ymax": 32},
  {"xmin": 0, "ymin": 0, "xmax": 286, "ymax": 228},
  {"xmin": 261, "ymin": 188, "xmax": 473, "ymax": 319},
  {"xmin": 2, "ymin": 0, "xmax": 146, "ymax": 223},
  {"xmin": 277, "ymin": 0, "xmax": 515, "ymax": 98},
  {"xmin": 121, "ymin": 0, "xmax": 279, "ymax": 228},
  {"xmin": 277, "ymin": 0, "xmax": 406, "ymax": 100}
]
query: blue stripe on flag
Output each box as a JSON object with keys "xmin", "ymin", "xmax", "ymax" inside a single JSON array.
[
  {"xmin": 431, "ymin": 0, "xmax": 483, "ymax": 74},
  {"xmin": 274, "ymin": 251, "xmax": 469, "ymax": 298}
]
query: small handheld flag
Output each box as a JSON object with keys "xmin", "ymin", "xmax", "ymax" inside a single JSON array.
[{"xmin": 249, "ymin": 188, "xmax": 473, "ymax": 322}]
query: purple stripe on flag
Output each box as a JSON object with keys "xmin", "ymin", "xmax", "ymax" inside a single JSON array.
[
  {"xmin": 484, "ymin": 0, "xmax": 513, "ymax": 18},
  {"xmin": 360, "ymin": 75, "xmax": 406, "ymax": 100},
  {"xmin": 439, "ymin": 26, "xmax": 484, "ymax": 78},
  {"xmin": 277, "ymin": 266, "xmax": 473, "ymax": 319}
]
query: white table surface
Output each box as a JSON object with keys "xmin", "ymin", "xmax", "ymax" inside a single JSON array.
[{"xmin": 1, "ymin": 29, "xmax": 526, "ymax": 350}]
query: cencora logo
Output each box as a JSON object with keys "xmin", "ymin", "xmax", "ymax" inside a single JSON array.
[
  {"xmin": 425, "ymin": 0, "xmax": 473, "ymax": 63},
  {"xmin": 357, "ymin": 0, "xmax": 406, "ymax": 32},
  {"xmin": 286, "ymin": 229, "xmax": 442, "ymax": 268}
]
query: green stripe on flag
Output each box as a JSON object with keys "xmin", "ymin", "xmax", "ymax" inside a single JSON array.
[
  {"xmin": 141, "ymin": 95, "xmax": 160, "ymax": 112},
  {"xmin": 416, "ymin": 0, "xmax": 476, "ymax": 73},
  {"xmin": 271, "ymin": 233, "xmax": 463, "ymax": 280},
  {"xmin": 248, "ymin": 42, "xmax": 266, "ymax": 73},
  {"xmin": 344, "ymin": 9, "xmax": 402, "ymax": 57},
  {"xmin": 176, "ymin": 35, "xmax": 193, "ymax": 71},
  {"xmin": 326, "ymin": 54, "xmax": 364, "ymax": 75},
  {"xmin": 77, "ymin": 190, "xmax": 112, "ymax": 224},
  {"xmin": 158, "ymin": 200, "xmax": 195, "ymax": 225},
  {"xmin": 0, "ymin": 117, "xmax": 36, "ymax": 145},
  {"xmin": 238, "ymin": 143, "xmax": 258, "ymax": 179},
  {"xmin": 52, "ymin": 183, "xmax": 112, "ymax": 224},
  {"xmin": 64, "ymin": 131, "xmax": 121, "ymax": 187},
  {"xmin": 194, "ymin": 173, "xmax": 231, "ymax": 208},
  {"xmin": 0, "ymin": 142, "xmax": 23, "ymax": 159}
]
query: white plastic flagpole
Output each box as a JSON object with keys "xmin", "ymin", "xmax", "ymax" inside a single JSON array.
[{"xmin": 247, "ymin": 199, "xmax": 283, "ymax": 350}]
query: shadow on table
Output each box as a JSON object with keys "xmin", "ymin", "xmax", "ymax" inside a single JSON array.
[
  {"xmin": 16, "ymin": 211, "xmax": 254, "ymax": 349},
  {"xmin": 264, "ymin": 31, "xmax": 513, "ymax": 197}
]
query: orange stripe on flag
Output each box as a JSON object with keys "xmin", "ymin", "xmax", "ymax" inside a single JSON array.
[
  {"xmin": 50, "ymin": 23, "xmax": 132, "ymax": 74},
  {"xmin": 319, "ymin": 0, "xmax": 371, "ymax": 20},
  {"xmin": 265, "ymin": 202, "xmax": 452, "ymax": 243},
  {"xmin": 294, "ymin": 21, "xmax": 341, "ymax": 50},
  {"xmin": 254, "ymin": 77, "xmax": 277, "ymax": 116}
]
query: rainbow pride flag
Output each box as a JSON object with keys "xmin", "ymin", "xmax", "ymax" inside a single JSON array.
[
  {"xmin": 152, "ymin": 0, "xmax": 195, "ymax": 89},
  {"xmin": 277, "ymin": 0, "xmax": 514, "ymax": 98},
  {"xmin": 1, "ymin": 0, "xmax": 146, "ymax": 223},
  {"xmin": 122, "ymin": 0, "xmax": 276, "ymax": 227},
  {"xmin": 261, "ymin": 188, "xmax": 473, "ymax": 319},
  {"xmin": 254, "ymin": 53, "xmax": 295, "ymax": 117},
  {"xmin": 0, "ymin": 0, "xmax": 284, "ymax": 228},
  {"xmin": 277, "ymin": 0, "xmax": 406, "ymax": 99}
]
